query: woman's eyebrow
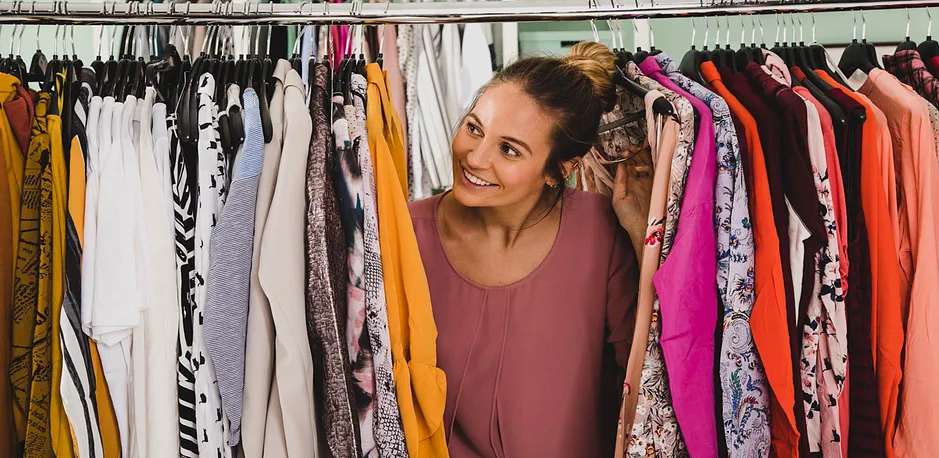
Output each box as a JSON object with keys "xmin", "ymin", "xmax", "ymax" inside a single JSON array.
[{"xmin": 466, "ymin": 113, "xmax": 533, "ymax": 154}]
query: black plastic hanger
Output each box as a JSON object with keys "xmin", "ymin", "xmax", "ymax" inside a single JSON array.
[
  {"xmin": 679, "ymin": 17, "xmax": 706, "ymax": 84},
  {"xmin": 919, "ymin": 9, "xmax": 939, "ymax": 62},
  {"xmin": 897, "ymin": 10, "xmax": 918, "ymax": 52},
  {"xmin": 839, "ymin": 15, "xmax": 876, "ymax": 77}
]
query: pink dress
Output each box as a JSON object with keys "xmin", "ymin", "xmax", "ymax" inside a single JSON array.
[{"xmin": 408, "ymin": 188, "xmax": 639, "ymax": 458}]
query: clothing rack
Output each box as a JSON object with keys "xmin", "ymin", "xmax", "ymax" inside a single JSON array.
[{"xmin": 2, "ymin": 0, "xmax": 939, "ymax": 25}]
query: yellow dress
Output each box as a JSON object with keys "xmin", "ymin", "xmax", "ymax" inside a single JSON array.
[
  {"xmin": 47, "ymin": 107, "xmax": 76, "ymax": 458},
  {"xmin": 365, "ymin": 63, "xmax": 448, "ymax": 458},
  {"xmin": 11, "ymin": 92, "xmax": 53, "ymax": 457}
]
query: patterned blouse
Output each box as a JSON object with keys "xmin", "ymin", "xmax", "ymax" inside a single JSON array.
[
  {"xmin": 655, "ymin": 54, "xmax": 772, "ymax": 457},
  {"xmin": 620, "ymin": 61, "xmax": 693, "ymax": 458},
  {"xmin": 797, "ymin": 95, "xmax": 848, "ymax": 456}
]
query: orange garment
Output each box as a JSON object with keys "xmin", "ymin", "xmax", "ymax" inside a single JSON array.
[
  {"xmin": 701, "ymin": 62, "xmax": 799, "ymax": 458},
  {"xmin": 365, "ymin": 63, "xmax": 449, "ymax": 458},
  {"xmin": 817, "ymin": 69, "xmax": 904, "ymax": 458},
  {"xmin": 858, "ymin": 68, "xmax": 939, "ymax": 458}
]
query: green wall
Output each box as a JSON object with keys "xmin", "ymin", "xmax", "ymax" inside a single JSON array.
[{"xmin": 9, "ymin": 2, "xmax": 937, "ymax": 63}]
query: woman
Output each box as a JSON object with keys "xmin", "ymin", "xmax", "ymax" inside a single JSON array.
[{"xmin": 407, "ymin": 42, "xmax": 653, "ymax": 457}]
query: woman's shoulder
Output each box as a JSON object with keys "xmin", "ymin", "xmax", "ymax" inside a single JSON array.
[
  {"xmin": 563, "ymin": 187, "xmax": 618, "ymax": 231},
  {"xmin": 407, "ymin": 193, "xmax": 444, "ymax": 221}
]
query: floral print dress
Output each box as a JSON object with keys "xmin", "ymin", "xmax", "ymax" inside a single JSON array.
[{"xmin": 618, "ymin": 62, "xmax": 694, "ymax": 458}]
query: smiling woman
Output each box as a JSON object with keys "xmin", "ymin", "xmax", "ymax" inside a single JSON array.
[{"xmin": 406, "ymin": 42, "xmax": 654, "ymax": 458}]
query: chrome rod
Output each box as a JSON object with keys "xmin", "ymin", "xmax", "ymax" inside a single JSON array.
[{"xmin": 2, "ymin": 0, "xmax": 939, "ymax": 25}]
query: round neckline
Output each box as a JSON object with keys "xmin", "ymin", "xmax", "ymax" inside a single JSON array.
[{"xmin": 431, "ymin": 188, "xmax": 572, "ymax": 292}]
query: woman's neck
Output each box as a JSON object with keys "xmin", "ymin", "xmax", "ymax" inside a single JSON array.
[{"xmin": 444, "ymin": 189, "xmax": 561, "ymax": 248}]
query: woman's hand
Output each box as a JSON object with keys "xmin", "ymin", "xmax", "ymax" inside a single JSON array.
[{"xmin": 612, "ymin": 157, "xmax": 653, "ymax": 257}]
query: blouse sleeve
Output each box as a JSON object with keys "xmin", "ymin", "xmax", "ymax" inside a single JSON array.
[{"xmin": 606, "ymin": 223, "xmax": 640, "ymax": 368}]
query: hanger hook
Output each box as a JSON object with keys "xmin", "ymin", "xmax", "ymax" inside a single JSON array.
[
  {"xmin": 691, "ymin": 17, "xmax": 696, "ymax": 47},
  {"xmin": 861, "ymin": 12, "xmax": 868, "ymax": 40},
  {"xmin": 852, "ymin": 11, "xmax": 857, "ymax": 41},
  {"xmin": 929, "ymin": 8, "xmax": 934, "ymax": 39},
  {"xmin": 703, "ymin": 15, "xmax": 709, "ymax": 48},
  {"xmin": 811, "ymin": 12, "xmax": 816, "ymax": 44},
  {"xmin": 774, "ymin": 13, "xmax": 780, "ymax": 44}
]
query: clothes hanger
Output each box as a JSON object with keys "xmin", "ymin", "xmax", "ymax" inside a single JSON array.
[
  {"xmin": 839, "ymin": 12, "xmax": 875, "ymax": 77},
  {"xmin": 809, "ymin": 12, "xmax": 835, "ymax": 77},
  {"xmin": 679, "ymin": 16, "xmax": 706, "ymax": 83},
  {"xmin": 858, "ymin": 13, "xmax": 881, "ymax": 68},
  {"xmin": 26, "ymin": 2, "xmax": 48, "ymax": 88},
  {"xmin": 897, "ymin": 9, "xmax": 918, "ymax": 52},
  {"xmin": 919, "ymin": 8, "xmax": 939, "ymax": 62},
  {"xmin": 734, "ymin": 16, "xmax": 752, "ymax": 71}
]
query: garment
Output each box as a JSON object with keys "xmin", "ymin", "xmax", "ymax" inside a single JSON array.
[
  {"xmin": 169, "ymin": 98, "xmax": 200, "ymax": 458},
  {"xmin": 791, "ymin": 89, "xmax": 849, "ymax": 456},
  {"xmin": 857, "ymin": 68, "xmax": 939, "ymax": 458},
  {"xmin": 884, "ymin": 50, "xmax": 939, "ymax": 109},
  {"xmin": 10, "ymin": 92, "xmax": 53, "ymax": 456},
  {"xmin": 307, "ymin": 63, "xmax": 358, "ymax": 458},
  {"xmin": 58, "ymin": 84, "xmax": 106, "ymax": 458},
  {"xmin": 258, "ymin": 67, "xmax": 324, "ymax": 457},
  {"xmin": 47, "ymin": 100, "xmax": 75, "ymax": 458},
  {"xmin": 202, "ymin": 88, "xmax": 265, "ymax": 448},
  {"xmin": 763, "ymin": 49, "xmax": 793, "ymax": 86},
  {"xmin": 622, "ymin": 61, "xmax": 691, "ymax": 458},
  {"xmin": 335, "ymin": 76, "xmax": 378, "ymax": 457},
  {"xmin": 837, "ymin": 69, "xmax": 903, "ymax": 458},
  {"xmin": 704, "ymin": 62, "xmax": 799, "ymax": 458},
  {"xmin": 353, "ymin": 72, "xmax": 410, "ymax": 457},
  {"xmin": 797, "ymin": 84, "xmax": 851, "ymax": 297},
  {"xmin": 242, "ymin": 58, "xmax": 289, "ymax": 458},
  {"xmin": 926, "ymin": 55, "xmax": 939, "ymax": 79},
  {"xmin": 612, "ymin": 92, "xmax": 678, "ymax": 457},
  {"xmin": 924, "ymin": 99, "xmax": 939, "ymax": 158},
  {"xmin": 194, "ymin": 73, "xmax": 231, "ymax": 458},
  {"xmin": 638, "ymin": 56, "xmax": 719, "ymax": 458},
  {"xmin": 366, "ymin": 62, "xmax": 449, "ymax": 458},
  {"xmin": 415, "ymin": 24, "xmax": 453, "ymax": 194},
  {"xmin": 460, "ymin": 23, "xmax": 493, "ymax": 110},
  {"xmin": 0, "ymin": 72, "xmax": 23, "ymax": 457},
  {"xmin": 657, "ymin": 54, "xmax": 770, "ymax": 456},
  {"xmin": 410, "ymin": 188, "xmax": 636, "ymax": 458}
]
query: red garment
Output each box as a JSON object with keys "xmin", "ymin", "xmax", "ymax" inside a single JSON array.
[
  {"xmin": 928, "ymin": 56, "xmax": 939, "ymax": 79},
  {"xmin": 5, "ymin": 85, "xmax": 34, "ymax": 154}
]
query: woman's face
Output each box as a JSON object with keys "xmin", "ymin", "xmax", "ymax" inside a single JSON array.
[{"xmin": 450, "ymin": 82, "xmax": 560, "ymax": 209}]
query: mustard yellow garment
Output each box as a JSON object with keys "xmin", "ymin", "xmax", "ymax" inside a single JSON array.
[
  {"xmin": 0, "ymin": 73, "xmax": 17, "ymax": 458},
  {"xmin": 11, "ymin": 92, "xmax": 53, "ymax": 457},
  {"xmin": 365, "ymin": 63, "xmax": 448, "ymax": 458},
  {"xmin": 0, "ymin": 73, "xmax": 24, "ymax": 249}
]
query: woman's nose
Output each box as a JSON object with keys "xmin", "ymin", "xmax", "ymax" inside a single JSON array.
[{"xmin": 465, "ymin": 144, "xmax": 493, "ymax": 170}]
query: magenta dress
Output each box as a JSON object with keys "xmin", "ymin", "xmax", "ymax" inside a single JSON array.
[{"xmin": 408, "ymin": 188, "xmax": 640, "ymax": 458}]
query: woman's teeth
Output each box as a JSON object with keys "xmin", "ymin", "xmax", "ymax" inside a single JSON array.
[{"xmin": 464, "ymin": 170, "xmax": 495, "ymax": 186}]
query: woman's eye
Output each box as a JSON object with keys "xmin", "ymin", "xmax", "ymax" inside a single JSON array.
[
  {"xmin": 501, "ymin": 143, "xmax": 520, "ymax": 157},
  {"xmin": 466, "ymin": 123, "xmax": 482, "ymax": 136}
]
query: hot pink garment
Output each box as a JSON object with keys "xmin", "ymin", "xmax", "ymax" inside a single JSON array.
[
  {"xmin": 639, "ymin": 56, "xmax": 719, "ymax": 458},
  {"xmin": 408, "ymin": 188, "xmax": 639, "ymax": 458}
]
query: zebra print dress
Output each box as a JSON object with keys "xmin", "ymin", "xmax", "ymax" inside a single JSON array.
[{"xmin": 170, "ymin": 105, "xmax": 200, "ymax": 458}]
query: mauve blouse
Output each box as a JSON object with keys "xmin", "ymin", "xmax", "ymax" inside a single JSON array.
[{"xmin": 408, "ymin": 188, "xmax": 639, "ymax": 458}]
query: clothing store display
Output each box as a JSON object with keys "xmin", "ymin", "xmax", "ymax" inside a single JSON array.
[{"xmin": 8, "ymin": 6, "xmax": 939, "ymax": 458}]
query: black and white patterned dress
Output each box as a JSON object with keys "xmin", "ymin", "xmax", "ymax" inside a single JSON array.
[
  {"xmin": 194, "ymin": 72, "xmax": 231, "ymax": 458},
  {"xmin": 170, "ymin": 100, "xmax": 200, "ymax": 458}
]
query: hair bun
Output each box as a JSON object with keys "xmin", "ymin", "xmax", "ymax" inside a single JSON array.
[{"xmin": 563, "ymin": 42, "xmax": 618, "ymax": 113}]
